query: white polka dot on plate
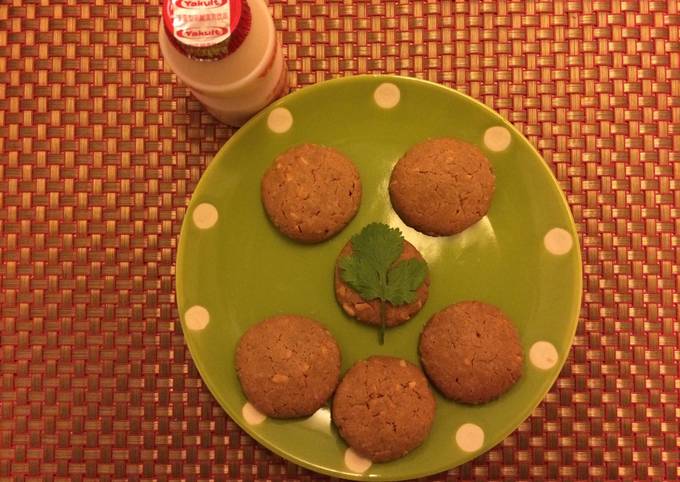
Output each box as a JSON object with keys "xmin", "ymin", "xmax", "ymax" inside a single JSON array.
[
  {"xmin": 373, "ymin": 82, "xmax": 401, "ymax": 109},
  {"xmin": 529, "ymin": 341, "xmax": 559, "ymax": 370},
  {"xmin": 267, "ymin": 107, "xmax": 293, "ymax": 133},
  {"xmin": 455, "ymin": 423, "xmax": 485, "ymax": 453},
  {"xmin": 184, "ymin": 305, "xmax": 210, "ymax": 331},
  {"xmin": 242, "ymin": 402, "xmax": 267, "ymax": 425},
  {"xmin": 543, "ymin": 227, "xmax": 573, "ymax": 255},
  {"xmin": 483, "ymin": 126, "xmax": 512, "ymax": 152},
  {"xmin": 192, "ymin": 203, "xmax": 218, "ymax": 229},
  {"xmin": 344, "ymin": 448, "xmax": 372, "ymax": 473}
]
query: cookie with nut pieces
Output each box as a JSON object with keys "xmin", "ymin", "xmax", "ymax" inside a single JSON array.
[
  {"xmin": 235, "ymin": 315, "xmax": 342, "ymax": 418},
  {"xmin": 334, "ymin": 238, "xmax": 430, "ymax": 328},
  {"xmin": 389, "ymin": 137, "xmax": 495, "ymax": 236},
  {"xmin": 332, "ymin": 356, "xmax": 436, "ymax": 462},
  {"xmin": 419, "ymin": 301, "xmax": 523, "ymax": 404},
  {"xmin": 261, "ymin": 144, "xmax": 362, "ymax": 243}
]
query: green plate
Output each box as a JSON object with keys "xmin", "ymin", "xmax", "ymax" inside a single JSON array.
[{"xmin": 176, "ymin": 75, "xmax": 582, "ymax": 480}]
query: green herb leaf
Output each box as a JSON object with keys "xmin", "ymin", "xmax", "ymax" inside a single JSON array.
[
  {"xmin": 348, "ymin": 223, "xmax": 403, "ymax": 275},
  {"xmin": 384, "ymin": 258, "xmax": 429, "ymax": 305},
  {"xmin": 339, "ymin": 223, "xmax": 428, "ymax": 344},
  {"xmin": 338, "ymin": 255, "xmax": 382, "ymax": 301}
]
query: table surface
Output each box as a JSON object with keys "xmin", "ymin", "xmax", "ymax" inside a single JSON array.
[{"xmin": 1, "ymin": 1, "xmax": 679, "ymax": 481}]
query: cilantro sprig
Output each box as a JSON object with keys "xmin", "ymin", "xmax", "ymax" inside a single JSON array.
[{"xmin": 339, "ymin": 223, "xmax": 428, "ymax": 344}]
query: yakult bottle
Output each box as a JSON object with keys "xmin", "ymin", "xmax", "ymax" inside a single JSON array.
[{"xmin": 159, "ymin": 0, "xmax": 288, "ymax": 126}]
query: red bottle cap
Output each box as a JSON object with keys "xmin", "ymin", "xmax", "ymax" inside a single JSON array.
[{"xmin": 163, "ymin": 0, "xmax": 246, "ymax": 61}]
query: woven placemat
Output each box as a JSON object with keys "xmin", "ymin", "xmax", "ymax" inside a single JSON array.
[{"xmin": 1, "ymin": 1, "xmax": 678, "ymax": 481}]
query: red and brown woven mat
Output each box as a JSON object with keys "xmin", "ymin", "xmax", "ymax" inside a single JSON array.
[{"xmin": 1, "ymin": 1, "xmax": 678, "ymax": 481}]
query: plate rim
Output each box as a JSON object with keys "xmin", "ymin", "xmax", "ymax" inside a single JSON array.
[{"xmin": 175, "ymin": 74, "xmax": 583, "ymax": 481}]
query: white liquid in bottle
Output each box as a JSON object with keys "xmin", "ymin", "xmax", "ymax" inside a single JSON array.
[{"xmin": 159, "ymin": 0, "xmax": 288, "ymax": 126}]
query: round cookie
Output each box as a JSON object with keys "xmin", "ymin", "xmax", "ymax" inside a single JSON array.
[
  {"xmin": 235, "ymin": 315, "xmax": 341, "ymax": 418},
  {"xmin": 261, "ymin": 144, "xmax": 362, "ymax": 243},
  {"xmin": 419, "ymin": 301, "xmax": 523, "ymax": 404},
  {"xmin": 334, "ymin": 239, "xmax": 430, "ymax": 327},
  {"xmin": 332, "ymin": 356, "xmax": 436, "ymax": 462},
  {"xmin": 389, "ymin": 137, "xmax": 495, "ymax": 236}
]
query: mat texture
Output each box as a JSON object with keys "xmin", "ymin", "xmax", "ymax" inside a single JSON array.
[{"xmin": 1, "ymin": 1, "xmax": 679, "ymax": 481}]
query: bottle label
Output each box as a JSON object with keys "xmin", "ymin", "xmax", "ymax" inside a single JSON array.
[
  {"xmin": 163, "ymin": 0, "xmax": 244, "ymax": 60},
  {"xmin": 171, "ymin": 0, "xmax": 231, "ymax": 47}
]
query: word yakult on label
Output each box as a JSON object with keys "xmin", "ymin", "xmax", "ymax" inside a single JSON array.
[{"xmin": 171, "ymin": 0, "xmax": 232, "ymax": 47}]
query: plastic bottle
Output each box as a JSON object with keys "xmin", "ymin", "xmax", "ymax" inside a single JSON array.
[{"xmin": 159, "ymin": 0, "xmax": 288, "ymax": 126}]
